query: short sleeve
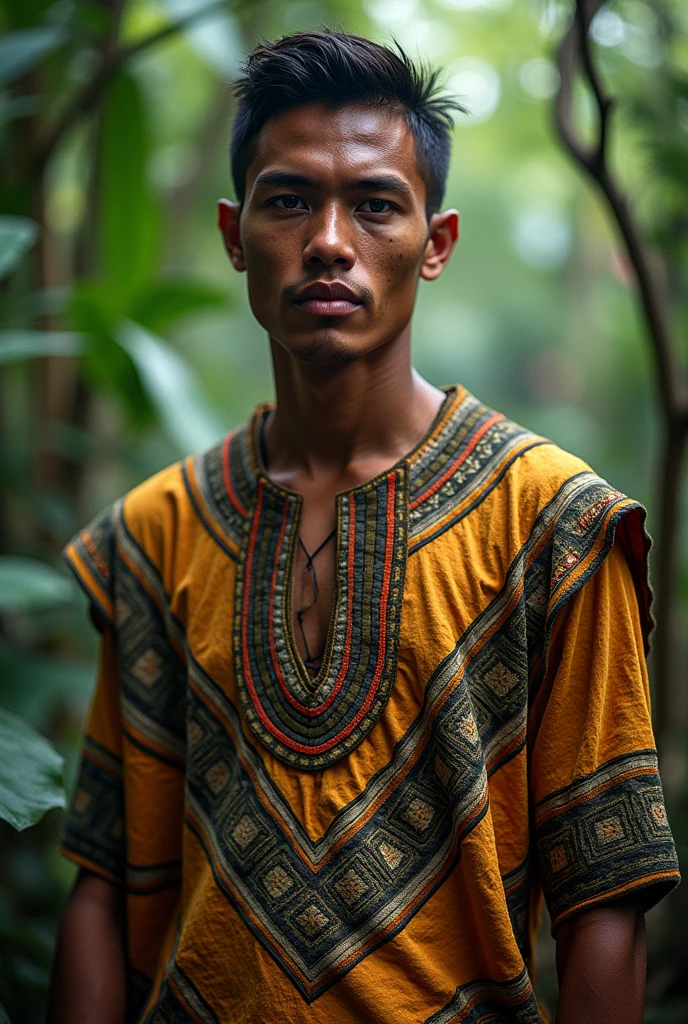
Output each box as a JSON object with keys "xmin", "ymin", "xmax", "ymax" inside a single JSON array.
[
  {"xmin": 59, "ymin": 497, "xmax": 187, "ymax": 1009},
  {"xmin": 529, "ymin": 540, "xmax": 680, "ymax": 932},
  {"xmin": 60, "ymin": 626, "xmax": 126, "ymax": 883}
]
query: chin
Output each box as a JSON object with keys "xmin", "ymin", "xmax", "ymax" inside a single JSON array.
[{"xmin": 282, "ymin": 330, "xmax": 362, "ymax": 365}]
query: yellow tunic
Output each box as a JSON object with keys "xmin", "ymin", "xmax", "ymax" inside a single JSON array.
[{"xmin": 61, "ymin": 385, "xmax": 679, "ymax": 1023}]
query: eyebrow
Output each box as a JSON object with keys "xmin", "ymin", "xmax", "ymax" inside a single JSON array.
[
  {"xmin": 253, "ymin": 171, "xmax": 316, "ymax": 190},
  {"xmin": 252, "ymin": 170, "xmax": 414, "ymax": 202},
  {"xmin": 345, "ymin": 176, "xmax": 414, "ymax": 201}
]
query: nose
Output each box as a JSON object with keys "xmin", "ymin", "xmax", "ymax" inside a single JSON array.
[{"xmin": 302, "ymin": 202, "xmax": 356, "ymax": 269}]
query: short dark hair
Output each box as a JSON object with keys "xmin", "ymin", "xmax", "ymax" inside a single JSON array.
[{"xmin": 230, "ymin": 30, "xmax": 466, "ymax": 218}]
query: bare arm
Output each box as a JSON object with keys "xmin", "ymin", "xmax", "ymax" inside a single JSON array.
[
  {"xmin": 48, "ymin": 869, "xmax": 127, "ymax": 1024},
  {"xmin": 554, "ymin": 899, "xmax": 646, "ymax": 1024}
]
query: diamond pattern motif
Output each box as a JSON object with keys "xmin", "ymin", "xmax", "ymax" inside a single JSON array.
[
  {"xmin": 232, "ymin": 815, "xmax": 258, "ymax": 850},
  {"xmin": 263, "ymin": 866, "xmax": 294, "ymax": 898},
  {"xmin": 295, "ymin": 905, "xmax": 330, "ymax": 937},
  {"xmin": 403, "ymin": 798, "xmax": 435, "ymax": 832},
  {"xmin": 132, "ymin": 648, "xmax": 164, "ymax": 687},
  {"xmin": 335, "ymin": 869, "xmax": 368, "ymax": 904}
]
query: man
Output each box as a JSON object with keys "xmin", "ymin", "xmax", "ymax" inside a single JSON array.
[{"xmin": 49, "ymin": 30, "xmax": 679, "ymax": 1024}]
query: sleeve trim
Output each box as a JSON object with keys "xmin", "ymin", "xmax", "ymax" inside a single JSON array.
[
  {"xmin": 58, "ymin": 845, "xmax": 123, "ymax": 887},
  {"xmin": 534, "ymin": 749, "xmax": 658, "ymax": 824},
  {"xmin": 82, "ymin": 734, "xmax": 123, "ymax": 780},
  {"xmin": 63, "ymin": 543, "xmax": 115, "ymax": 627},
  {"xmin": 545, "ymin": 499, "xmax": 653, "ymax": 658},
  {"xmin": 536, "ymin": 763, "xmax": 679, "ymax": 926},
  {"xmin": 550, "ymin": 870, "xmax": 681, "ymax": 933}
]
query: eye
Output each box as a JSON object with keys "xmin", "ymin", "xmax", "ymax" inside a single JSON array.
[
  {"xmin": 272, "ymin": 195, "xmax": 308, "ymax": 210},
  {"xmin": 358, "ymin": 198, "xmax": 393, "ymax": 214}
]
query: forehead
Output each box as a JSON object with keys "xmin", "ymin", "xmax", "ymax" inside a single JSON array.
[{"xmin": 245, "ymin": 103, "xmax": 426, "ymax": 198}]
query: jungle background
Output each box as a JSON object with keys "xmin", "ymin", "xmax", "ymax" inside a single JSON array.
[{"xmin": 1, "ymin": 0, "xmax": 687, "ymax": 1019}]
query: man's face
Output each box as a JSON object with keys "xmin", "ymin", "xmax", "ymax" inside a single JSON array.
[{"xmin": 220, "ymin": 102, "xmax": 458, "ymax": 363}]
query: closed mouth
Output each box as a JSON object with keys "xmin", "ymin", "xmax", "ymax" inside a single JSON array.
[{"xmin": 293, "ymin": 281, "xmax": 363, "ymax": 317}]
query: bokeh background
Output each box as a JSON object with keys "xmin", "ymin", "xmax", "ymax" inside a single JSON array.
[{"xmin": 1, "ymin": 0, "xmax": 687, "ymax": 1020}]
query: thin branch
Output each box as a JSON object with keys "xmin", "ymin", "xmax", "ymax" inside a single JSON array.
[
  {"xmin": 575, "ymin": 0, "xmax": 613, "ymax": 165},
  {"xmin": 554, "ymin": 0, "xmax": 688, "ymax": 423},
  {"xmin": 553, "ymin": 0, "xmax": 688, "ymax": 749},
  {"xmin": 32, "ymin": 0, "xmax": 229, "ymax": 178}
]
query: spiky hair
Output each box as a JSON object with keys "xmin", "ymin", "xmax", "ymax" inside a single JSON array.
[{"xmin": 230, "ymin": 30, "xmax": 465, "ymax": 217}]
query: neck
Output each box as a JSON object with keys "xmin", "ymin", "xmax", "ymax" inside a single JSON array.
[{"xmin": 265, "ymin": 327, "xmax": 445, "ymax": 480}]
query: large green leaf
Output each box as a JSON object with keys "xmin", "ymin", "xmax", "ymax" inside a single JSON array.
[
  {"xmin": 117, "ymin": 320, "xmax": 223, "ymax": 454},
  {"xmin": 0, "ymin": 707, "xmax": 65, "ymax": 831},
  {"xmin": 130, "ymin": 279, "xmax": 230, "ymax": 333},
  {"xmin": 0, "ymin": 26, "xmax": 67, "ymax": 86},
  {"xmin": 0, "ymin": 330, "xmax": 82, "ymax": 364},
  {"xmin": 98, "ymin": 73, "xmax": 160, "ymax": 309},
  {"xmin": 0, "ymin": 216, "xmax": 39, "ymax": 280},
  {"xmin": 0, "ymin": 557, "xmax": 74, "ymax": 614},
  {"xmin": 70, "ymin": 281, "xmax": 154, "ymax": 429}
]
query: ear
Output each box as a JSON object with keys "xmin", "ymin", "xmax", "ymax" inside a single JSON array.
[
  {"xmin": 420, "ymin": 210, "xmax": 460, "ymax": 281},
  {"xmin": 218, "ymin": 198, "xmax": 245, "ymax": 272}
]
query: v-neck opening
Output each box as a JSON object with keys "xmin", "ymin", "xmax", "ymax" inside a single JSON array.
[
  {"xmin": 282, "ymin": 487, "xmax": 344, "ymax": 697},
  {"xmin": 215, "ymin": 382, "xmax": 523, "ymax": 770},
  {"xmin": 245, "ymin": 387, "xmax": 460, "ymax": 700}
]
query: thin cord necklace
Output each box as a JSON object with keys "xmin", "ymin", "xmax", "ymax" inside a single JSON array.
[
  {"xmin": 259, "ymin": 414, "xmax": 335, "ymax": 675},
  {"xmin": 296, "ymin": 529, "xmax": 335, "ymax": 674}
]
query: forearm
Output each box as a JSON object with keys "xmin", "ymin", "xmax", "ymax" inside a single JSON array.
[
  {"xmin": 555, "ymin": 901, "xmax": 646, "ymax": 1024},
  {"xmin": 48, "ymin": 870, "xmax": 127, "ymax": 1024}
]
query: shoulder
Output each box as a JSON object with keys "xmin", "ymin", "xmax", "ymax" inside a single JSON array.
[
  {"xmin": 491, "ymin": 418, "xmax": 653, "ymax": 650},
  {"xmin": 503, "ymin": 434, "xmax": 597, "ymax": 521},
  {"xmin": 120, "ymin": 457, "xmax": 190, "ymax": 549},
  {"xmin": 63, "ymin": 437, "xmax": 231, "ymax": 616},
  {"xmin": 448, "ymin": 396, "xmax": 652, "ymax": 638}
]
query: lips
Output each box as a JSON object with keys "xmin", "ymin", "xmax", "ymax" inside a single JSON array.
[{"xmin": 293, "ymin": 281, "xmax": 363, "ymax": 317}]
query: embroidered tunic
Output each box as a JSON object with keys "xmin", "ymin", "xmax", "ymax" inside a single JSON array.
[{"xmin": 61, "ymin": 385, "xmax": 680, "ymax": 1023}]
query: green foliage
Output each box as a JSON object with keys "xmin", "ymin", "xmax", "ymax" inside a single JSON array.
[
  {"xmin": 0, "ymin": 558, "xmax": 73, "ymax": 614},
  {"xmin": 0, "ymin": 708, "xmax": 65, "ymax": 831},
  {"xmin": 0, "ymin": 27, "xmax": 68, "ymax": 86},
  {"xmin": 117, "ymin": 319, "xmax": 224, "ymax": 452},
  {"xmin": 0, "ymin": 330, "xmax": 81, "ymax": 363},
  {"xmin": 0, "ymin": 217, "xmax": 39, "ymax": 281},
  {"xmin": 98, "ymin": 72, "xmax": 161, "ymax": 309},
  {"xmin": 131, "ymin": 279, "xmax": 230, "ymax": 333}
]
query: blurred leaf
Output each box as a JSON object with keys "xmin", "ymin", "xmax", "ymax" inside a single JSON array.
[
  {"xmin": 2, "ymin": 0, "xmax": 55, "ymax": 31},
  {"xmin": 0, "ymin": 216, "xmax": 39, "ymax": 281},
  {"xmin": 0, "ymin": 708, "xmax": 65, "ymax": 831},
  {"xmin": 0, "ymin": 26, "xmax": 67, "ymax": 86},
  {"xmin": 0, "ymin": 285, "xmax": 70, "ymax": 323},
  {"xmin": 131, "ymin": 279, "xmax": 230, "ymax": 333},
  {"xmin": 69, "ymin": 279, "xmax": 116, "ymax": 334},
  {"xmin": 117, "ymin": 320, "xmax": 223, "ymax": 454},
  {"xmin": 98, "ymin": 73, "xmax": 160, "ymax": 310},
  {"xmin": 72, "ymin": 3, "xmax": 112, "ymax": 37},
  {"xmin": 0, "ymin": 558, "xmax": 73, "ymax": 614},
  {"xmin": 0, "ymin": 1002, "xmax": 10, "ymax": 1024},
  {"xmin": 70, "ymin": 281, "xmax": 154, "ymax": 429},
  {"xmin": 0, "ymin": 331, "xmax": 82, "ymax": 364}
]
